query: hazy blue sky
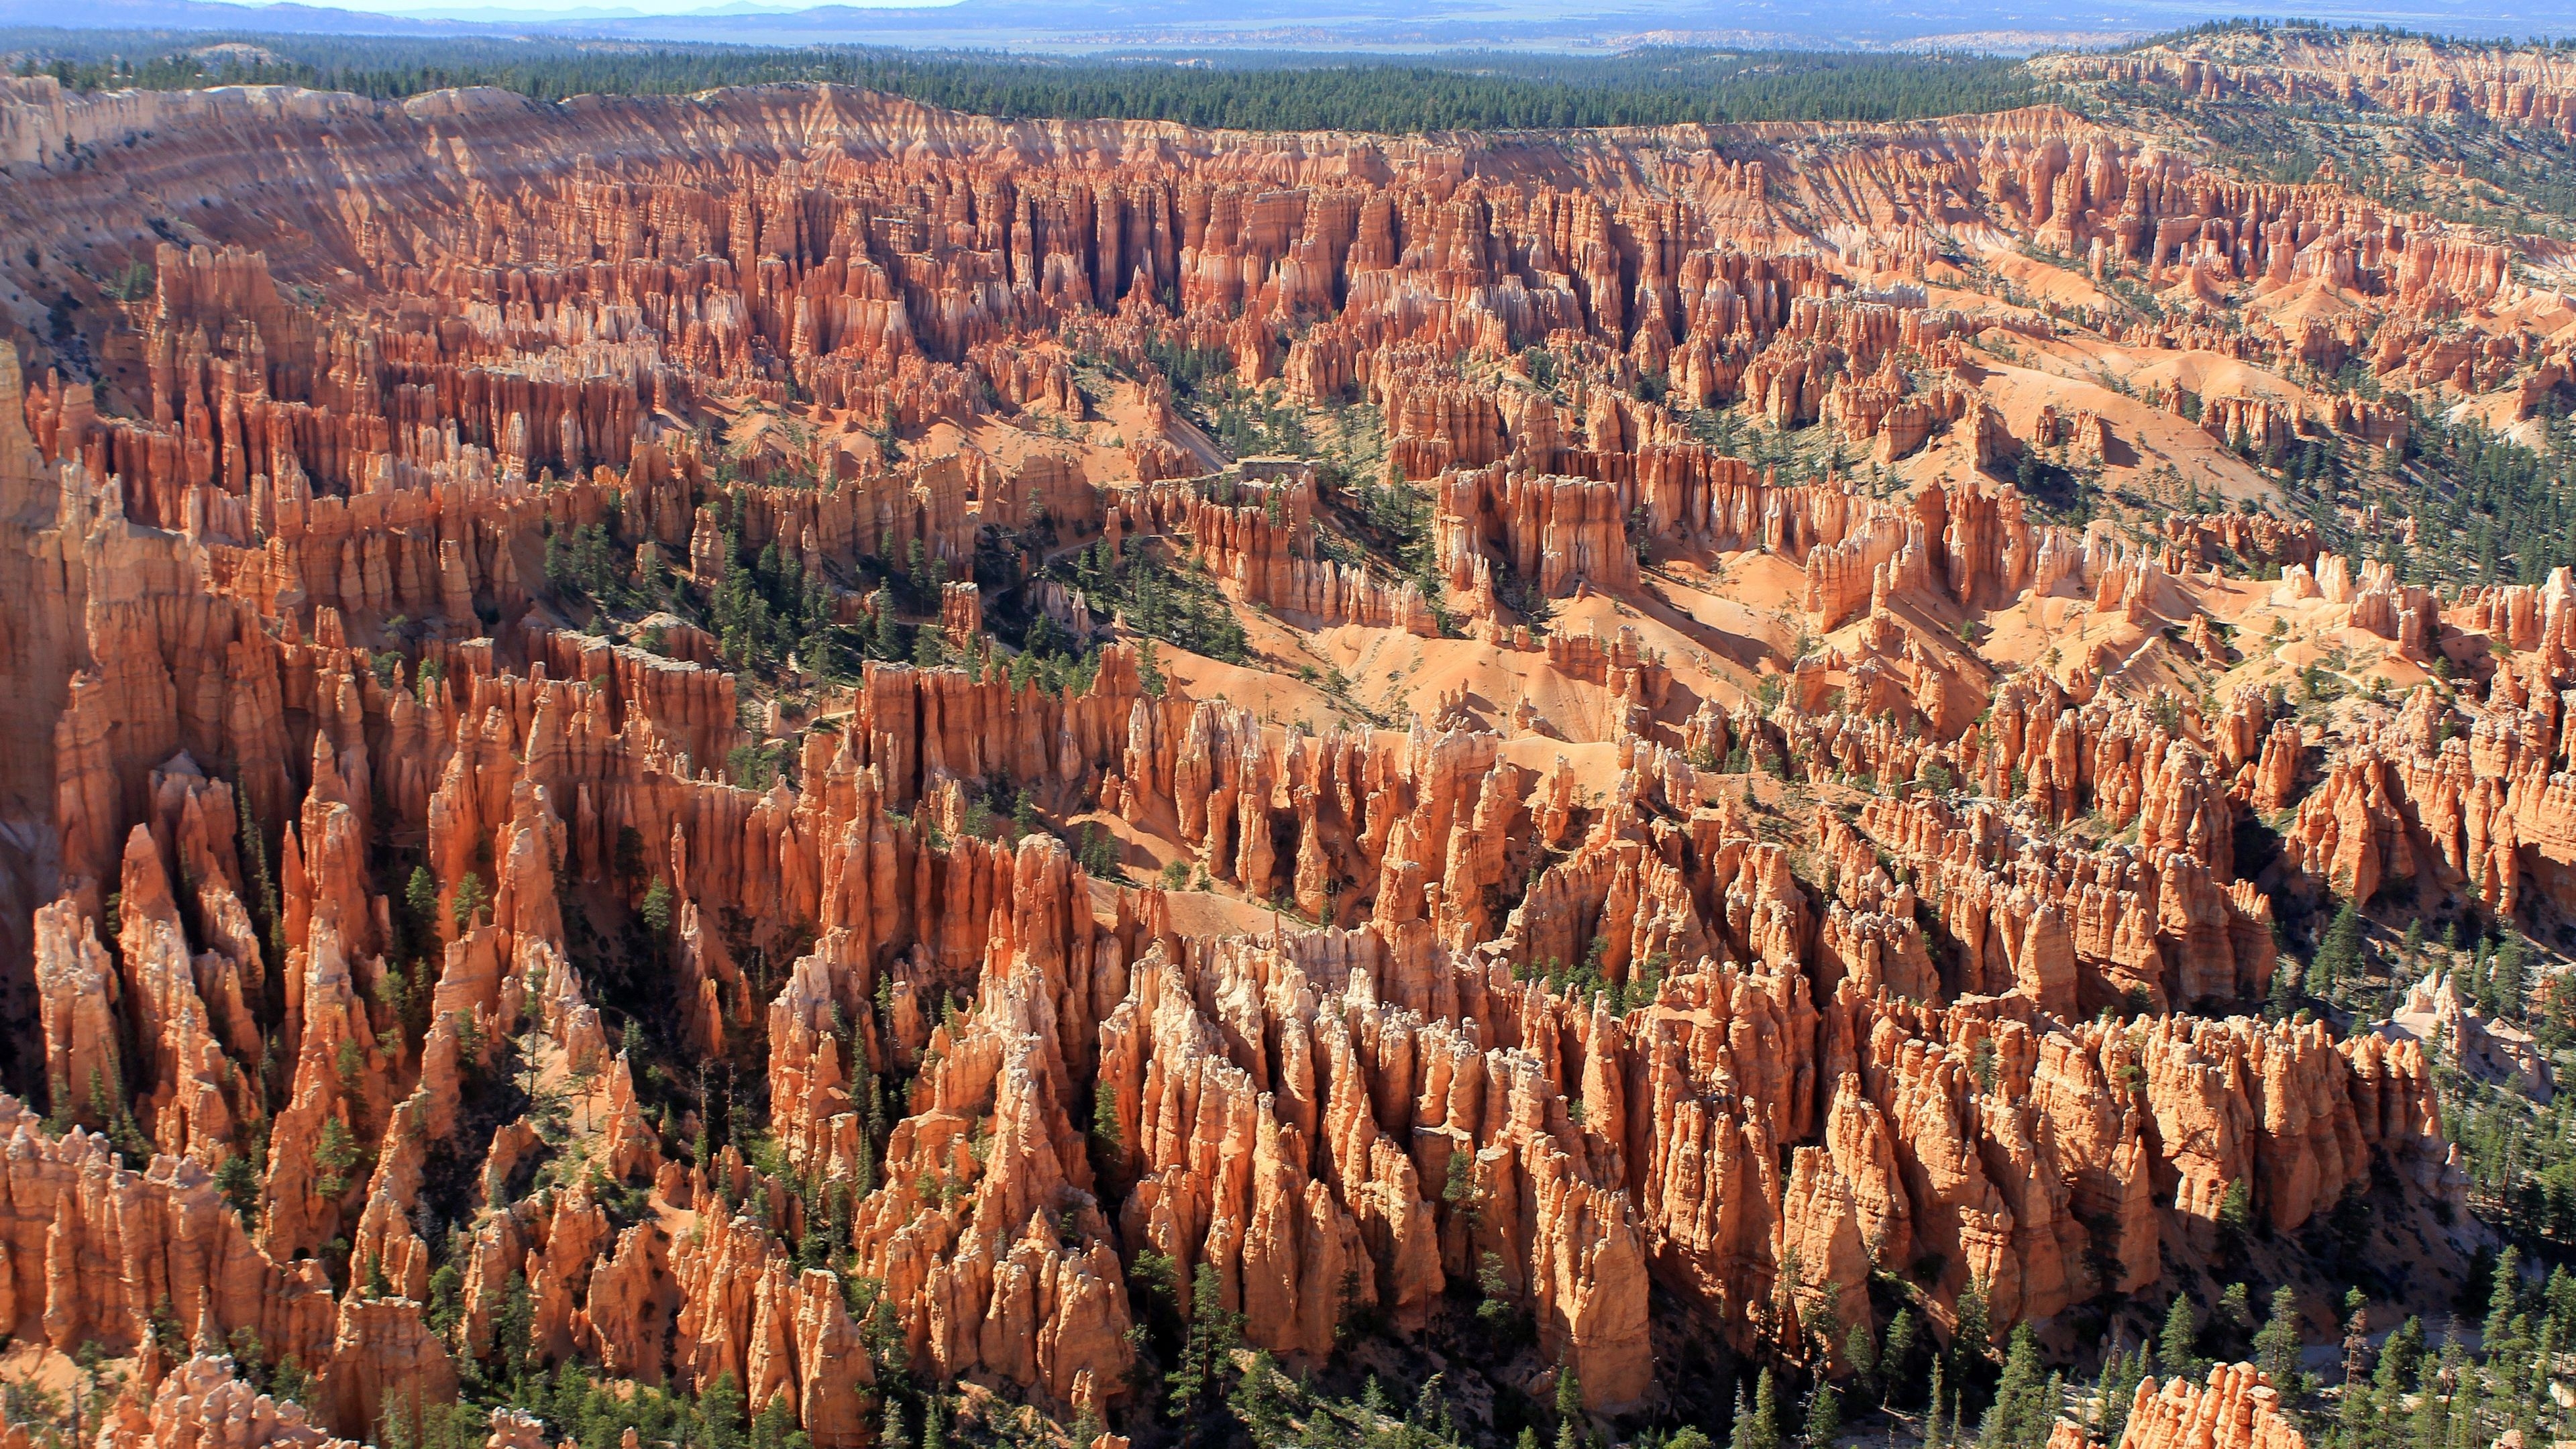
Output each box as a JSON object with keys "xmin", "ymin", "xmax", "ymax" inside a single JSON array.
[{"xmin": 44, "ymin": 0, "xmax": 2573, "ymax": 46}]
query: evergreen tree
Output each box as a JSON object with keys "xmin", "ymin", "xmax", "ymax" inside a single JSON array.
[
  {"xmin": 1090, "ymin": 1086, "xmax": 1124, "ymax": 1163},
  {"xmin": 869, "ymin": 587, "xmax": 904, "ymax": 661},
  {"xmin": 2222, "ymin": 1283, "xmax": 2257, "ymax": 1335},
  {"xmin": 1167, "ymin": 1260, "xmax": 1241, "ymax": 1429},
  {"xmin": 2161, "ymin": 1294, "xmax": 2204, "ymax": 1380},
  {"xmin": 1955, "ymin": 1279, "xmax": 1993, "ymax": 1360},
  {"xmin": 1845, "ymin": 1321, "xmax": 1880, "ymax": 1399},
  {"xmin": 747, "ymin": 1390, "xmax": 806, "ymax": 1449},
  {"xmin": 2251, "ymin": 1286, "xmax": 2302, "ymax": 1389},
  {"xmin": 1730, "ymin": 1371, "xmax": 1782, "ymax": 1449},
  {"xmin": 405, "ymin": 865, "xmax": 439, "ymax": 942},
  {"xmin": 493, "ymin": 1272, "xmax": 535, "ymax": 1387},
  {"xmin": 2341, "ymin": 1290, "xmax": 2370, "ymax": 1389},
  {"xmin": 2369, "ymin": 1316, "xmax": 2424, "ymax": 1449},
  {"xmin": 2449, "ymin": 1339, "xmax": 2484, "ymax": 1449},
  {"xmin": 2269, "ymin": 955, "xmax": 2304, "ymax": 1018},
  {"xmin": 1883, "ymin": 1307, "xmax": 1920, "ymax": 1407},
  {"xmin": 2410, "ymin": 1340, "xmax": 2452, "ymax": 1449},
  {"xmin": 1979, "ymin": 1325, "xmax": 2052, "ymax": 1449},
  {"xmin": 1234, "ymin": 1350, "xmax": 1293, "ymax": 1447},
  {"xmin": 2382, "ymin": 1316, "xmax": 2426, "ymax": 1389},
  {"xmin": 1807, "ymin": 1383, "xmax": 1842, "ymax": 1448},
  {"xmin": 2490, "ymin": 934, "xmax": 2530, "ymax": 1018},
  {"xmin": 641, "ymin": 877, "xmax": 674, "ymax": 938},
  {"xmin": 451, "ymin": 871, "xmax": 488, "ymax": 932},
  {"xmin": 215, "ymin": 1150, "xmax": 260, "ymax": 1220},
  {"xmin": 2312, "ymin": 904, "xmax": 2365, "ymax": 997},
  {"xmin": 2216, "ymin": 1180, "xmax": 2255, "ymax": 1258},
  {"xmin": 698, "ymin": 1373, "xmax": 747, "ymax": 1449},
  {"xmin": 2098, "ymin": 1344, "xmax": 2147, "ymax": 1447},
  {"xmin": 2486, "ymin": 1246, "xmax": 2525, "ymax": 1344},
  {"xmin": 2526, "ymin": 1319, "xmax": 2559, "ymax": 1438}
]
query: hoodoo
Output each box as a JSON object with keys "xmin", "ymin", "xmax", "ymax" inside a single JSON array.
[{"xmin": 0, "ymin": 19, "xmax": 2569, "ymax": 1449}]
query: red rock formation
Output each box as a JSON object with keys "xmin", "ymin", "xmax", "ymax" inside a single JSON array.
[
  {"xmin": 97, "ymin": 1352, "xmax": 360, "ymax": 1449},
  {"xmin": 0, "ymin": 57, "xmax": 2510, "ymax": 1449},
  {"xmin": 2163, "ymin": 513, "xmax": 2321, "ymax": 570},
  {"xmin": 2104, "ymin": 1364, "xmax": 2309, "ymax": 1449},
  {"xmin": 0, "ymin": 1094, "xmax": 338, "ymax": 1372}
]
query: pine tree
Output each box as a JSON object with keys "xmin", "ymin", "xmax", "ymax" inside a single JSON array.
[
  {"xmin": 451, "ymin": 871, "xmax": 488, "ymax": 932},
  {"xmin": 2216, "ymin": 1180, "xmax": 2255, "ymax": 1258},
  {"xmin": 1136, "ymin": 639, "xmax": 1166, "ymax": 698},
  {"xmin": 749, "ymin": 1391, "xmax": 809, "ymax": 1449},
  {"xmin": 1845, "ymin": 1322, "xmax": 1879, "ymax": 1399},
  {"xmin": 869, "ymin": 586, "xmax": 903, "ymax": 661},
  {"xmin": 2341, "ymin": 1291, "xmax": 2370, "ymax": 1389},
  {"xmin": 1089, "ymin": 1086, "xmax": 1124, "ymax": 1163},
  {"xmin": 1752, "ymin": 1368, "xmax": 1780, "ymax": 1449},
  {"xmin": 405, "ymin": 865, "xmax": 439, "ymax": 945},
  {"xmin": 1980, "ymin": 1324, "xmax": 2051, "ymax": 1449},
  {"xmin": 1167, "ymin": 1260, "xmax": 1241, "ymax": 1429},
  {"xmin": 2161, "ymin": 1293, "xmax": 2203, "ymax": 1380},
  {"xmin": 2371, "ymin": 1317, "xmax": 2424, "ymax": 1449},
  {"xmin": 641, "ymin": 877, "xmax": 674, "ymax": 938},
  {"xmin": 2253, "ymin": 1286, "xmax": 2302, "ymax": 1388},
  {"xmin": 2269, "ymin": 955, "xmax": 2303, "ymax": 1018},
  {"xmin": 2431, "ymin": 1342, "xmax": 2459, "ymax": 1449},
  {"xmin": 2312, "ymin": 903, "xmax": 2365, "ymax": 998},
  {"xmin": 2450, "ymin": 1341, "xmax": 2485, "ymax": 1449},
  {"xmin": 2493, "ymin": 935, "xmax": 2531, "ymax": 1018},
  {"xmin": 2410, "ymin": 1340, "xmax": 2452, "ymax": 1449},
  {"xmin": 2487, "ymin": 1246, "xmax": 2524, "ymax": 1344},
  {"xmin": 2218, "ymin": 1282, "xmax": 2255, "ymax": 1339},
  {"xmin": 1884, "ymin": 1307, "xmax": 1920, "ymax": 1407},
  {"xmin": 2528, "ymin": 1318, "xmax": 2559, "ymax": 1430},
  {"xmin": 2098, "ymin": 1344, "xmax": 2146, "ymax": 1446},
  {"xmin": 1234, "ymin": 1350, "xmax": 1292, "ymax": 1447},
  {"xmin": 1807, "ymin": 1383, "xmax": 1842, "ymax": 1448},
  {"xmin": 1955, "ymin": 1279, "xmax": 1993, "ymax": 1361},
  {"xmin": 698, "ymin": 1373, "xmax": 747, "ymax": 1449},
  {"xmin": 215, "ymin": 1150, "xmax": 260, "ymax": 1220}
]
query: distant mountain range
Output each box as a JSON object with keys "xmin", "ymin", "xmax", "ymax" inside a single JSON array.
[{"xmin": 2, "ymin": 0, "xmax": 2570, "ymax": 52}]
